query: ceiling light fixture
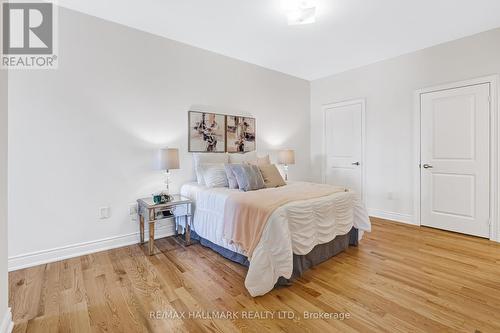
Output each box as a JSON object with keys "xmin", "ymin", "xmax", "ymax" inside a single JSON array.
[{"xmin": 282, "ymin": 0, "xmax": 316, "ymax": 25}]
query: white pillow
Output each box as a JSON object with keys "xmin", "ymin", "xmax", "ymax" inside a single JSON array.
[
  {"xmin": 200, "ymin": 163, "xmax": 229, "ymax": 188},
  {"xmin": 193, "ymin": 153, "xmax": 229, "ymax": 185},
  {"xmin": 229, "ymin": 151, "xmax": 258, "ymax": 164}
]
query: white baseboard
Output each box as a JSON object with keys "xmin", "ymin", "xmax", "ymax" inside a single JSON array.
[
  {"xmin": 368, "ymin": 208, "xmax": 417, "ymax": 225},
  {"xmin": 8, "ymin": 221, "xmax": 176, "ymax": 272},
  {"xmin": 0, "ymin": 308, "xmax": 13, "ymax": 333}
]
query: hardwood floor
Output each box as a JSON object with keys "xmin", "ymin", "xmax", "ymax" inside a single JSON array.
[{"xmin": 9, "ymin": 218, "xmax": 500, "ymax": 332}]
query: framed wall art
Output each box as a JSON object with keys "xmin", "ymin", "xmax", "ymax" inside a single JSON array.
[
  {"xmin": 188, "ymin": 111, "xmax": 226, "ymax": 153},
  {"xmin": 226, "ymin": 115, "xmax": 256, "ymax": 153}
]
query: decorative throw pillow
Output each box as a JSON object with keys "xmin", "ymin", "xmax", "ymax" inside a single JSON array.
[
  {"xmin": 193, "ymin": 153, "xmax": 229, "ymax": 185},
  {"xmin": 224, "ymin": 164, "xmax": 239, "ymax": 189},
  {"xmin": 229, "ymin": 151, "xmax": 258, "ymax": 164},
  {"xmin": 199, "ymin": 163, "xmax": 228, "ymax": 188},
  {"xmin": 231, "ymin": 164, "xmax": 265, "ymax": 192},
  {"xmin": 247, "ymin": 154, "xmax": 271, "ymax": 166},
  {"xmin": 258, "ymin": 164, "xmax": 286, "ymax": 188}
]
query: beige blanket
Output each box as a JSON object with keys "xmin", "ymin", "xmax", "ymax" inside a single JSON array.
[{"xmin": 223, "ymin": 182, "xmax": 347, "ymax": 258}]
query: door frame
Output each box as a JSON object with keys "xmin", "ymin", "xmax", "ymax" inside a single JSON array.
[
  {"xmin": 413, "ymin": 75, "xmax": 499, "ymax": 241},
  {"xmin": 322, "ymin": 99, "xmax": 367, "ymax": 204}
]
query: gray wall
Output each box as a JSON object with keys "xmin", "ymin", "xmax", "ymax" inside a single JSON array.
[
  {"xmin": 311, "ymin": 27, "xmax": 500, "ymax": 223},
  {"xmin": 8, "ymin": 7, "xmax": 310, "ymax": 266}
]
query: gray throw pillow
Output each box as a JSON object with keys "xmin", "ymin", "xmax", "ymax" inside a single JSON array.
[
  {"xmin": 224, "ymin": 164, "xmax": 239, "ymax": 189},
  {"xmin": 231, "ymin": 164, "xmax": 265, "ymax": 192}
]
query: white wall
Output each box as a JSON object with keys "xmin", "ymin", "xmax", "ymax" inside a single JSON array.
[
  {"xmin": 8, "ymin": 8, "xmax": 310, "ymax": 269},
  {"xmin": 0, "ymin": 3, "xmax": 12, "ymax": 330},
  {"xmin": 1, "ymin": 66, "xmax": 11, "ymax": 332},
  {"xmin": 311, "ymin": 27, "xmax": 500, "ymax": 225}
]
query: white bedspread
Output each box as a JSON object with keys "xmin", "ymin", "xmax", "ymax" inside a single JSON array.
[{"xmin": 181, "ymin": 182, "xmax": 371, "ymax": 297}]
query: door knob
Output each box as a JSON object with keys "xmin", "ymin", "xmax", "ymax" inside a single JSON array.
[
  {"xmin": 352, "ymin": 162, "xmax": 360, "ymax": 166},
  {"xmin": 422, "ymin": 164, "xmax": 433, "ymax": 169}
]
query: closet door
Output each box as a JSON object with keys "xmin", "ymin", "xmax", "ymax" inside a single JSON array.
[{"xmin": 420, "ymin": 83, "xmax": 490, "ymax": 237}]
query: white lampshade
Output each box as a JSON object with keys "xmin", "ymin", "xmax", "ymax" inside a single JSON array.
[
  {"xmin": 159, "ymin": 148, "xmax": 180, "ymax": 171},
  {"xmin": 278, "ymin": 149, "xmax": 295, "ymax": 165}
]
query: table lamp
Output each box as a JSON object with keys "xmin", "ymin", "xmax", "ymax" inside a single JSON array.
[
  {"xmin": 159, "ymin": 148, "xmax": 180, "ymax": 202},
  {"xmin": 278, "ymin": 149, "xmax": 295, "ymax": 181}
]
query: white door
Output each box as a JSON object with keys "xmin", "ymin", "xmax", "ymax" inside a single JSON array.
[
  {"xmin": 324, "ymin": 101, "xmax": 364, "ymax": 200},
  {"xmin": 420, "ymin": 83, "xmax": 490, "ymax": 237}
]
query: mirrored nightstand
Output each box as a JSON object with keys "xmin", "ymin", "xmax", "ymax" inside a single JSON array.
[{"xmin": 137, "ymin": 195, "xmax": 193, "ymax": 255}]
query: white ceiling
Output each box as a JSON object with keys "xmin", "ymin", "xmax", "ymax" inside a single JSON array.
[{"xmin": 58, "ymin": 0, "xmax": 500, "ymax": 80}]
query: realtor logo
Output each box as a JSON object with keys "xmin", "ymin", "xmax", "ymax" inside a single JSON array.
[{"xmin": 1, "ymin": 0, "xmax": 58, "ymax": 69}]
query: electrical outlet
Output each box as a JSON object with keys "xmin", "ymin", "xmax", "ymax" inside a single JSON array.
[
  {"xmin": 129, "ymin": 203, "xmax": 138, "ymax": 221},
  {"xmin": 387, "ymin": 192, "xmax": 394, "ymax": 200},
  {"xmin": 99, "ymin": 206, "xmax": 111, "ymax": 219}
]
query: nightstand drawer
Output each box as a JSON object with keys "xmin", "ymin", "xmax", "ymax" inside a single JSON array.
[{"xmin": 172, "ymin": 204, "xmax": 189, "ymax": 217}]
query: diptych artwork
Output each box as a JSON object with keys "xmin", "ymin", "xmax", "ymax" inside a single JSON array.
[{"xmin": 188, "ymin": 111, "xmax": 256, "ymax": 153}]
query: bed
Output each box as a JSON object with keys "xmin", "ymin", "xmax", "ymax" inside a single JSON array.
[{"xmin": 180, "ymin": 181, "xmax": 371, "ymax": 297}]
